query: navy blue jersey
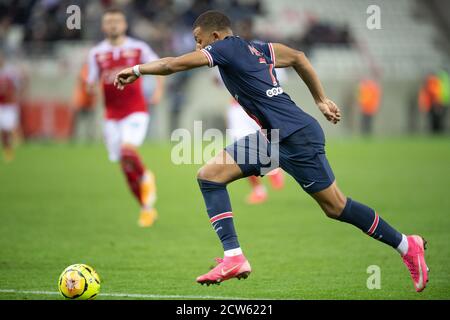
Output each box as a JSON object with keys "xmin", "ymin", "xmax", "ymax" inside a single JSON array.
[{"xmin": 201, "ymin": 36, "xmax": 315, "ymax": 140}]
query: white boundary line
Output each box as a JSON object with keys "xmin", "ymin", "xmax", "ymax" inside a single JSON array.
[{"xmin": 0, "ymin": 289, "xmax": 263, "ymax": 300}]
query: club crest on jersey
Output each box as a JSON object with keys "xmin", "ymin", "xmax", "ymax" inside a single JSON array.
[
  {"xmin": 266, "ymin": 87, "xmax": 284, "ymax": 97},
  {"xmin": 205, "ymin": 45, "xmax": 212, "ymax": 51},
  {"xmin": 248, "ymin": 45, "xmax": 262, "ymax": 57}
]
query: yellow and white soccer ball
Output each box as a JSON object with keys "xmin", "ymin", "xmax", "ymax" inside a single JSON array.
[{"xmin": 58, "ymin": 264, "xmax": 100, "ymax": 300}]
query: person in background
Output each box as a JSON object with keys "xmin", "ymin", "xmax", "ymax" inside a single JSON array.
[
  {"xmin": 357, "ymin": 78, "xmax": 381, "ymax": 135},
  {"xmin": 0, "ymin": 51, "xmax": 26, "ymax": 162},
  {"xmin": 87, "ymin": 8, "xmax": 164, "ymax": 227},
  {"xmin": 436, "ymin": 70, "xmax": 449, "ymax": 131},
  {"xmin": 418, "ymin": 72, "xmax": 448, "ymax": 134},
  {"xmin": 71, "ymin": 62, "xmax": 98, "ymax": 143}
]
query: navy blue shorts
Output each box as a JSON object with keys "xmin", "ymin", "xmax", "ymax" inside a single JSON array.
[{"xmin": 225, "ymin": 119, "xmax": 335, "ymax": 194}]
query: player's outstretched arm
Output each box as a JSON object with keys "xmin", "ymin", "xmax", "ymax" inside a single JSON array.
[
  {"xmin": 114, "ymin": 51, "xmax": 209, "ymax": 90},
  {"xmin": 272, "ymin": 43, "xmax": 341, "ymax": 124}
]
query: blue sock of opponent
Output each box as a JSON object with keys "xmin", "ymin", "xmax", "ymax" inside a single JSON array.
[
  {"xmin": 197, "ymin": 179, "xmax": 241, "ymax": 254},
  {"xmin": 338, "ymin": 197, "xmax": 405, "ymax": 251}
]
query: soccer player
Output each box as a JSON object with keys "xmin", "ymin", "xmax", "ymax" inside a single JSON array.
[
  {"xmin": 87, "ymin": 8, "xmax": 164, "ymax": 227},
  {"xmin": 71, "ymin": 62, "xmax": 97, "ymax": 142},
  {"xmin": 0, "ymin": 51, "xmax": 25, "ymax": 163},
  {"xmin": 114, "ymin": 11, "xmax": 429, "ymax": 291}
]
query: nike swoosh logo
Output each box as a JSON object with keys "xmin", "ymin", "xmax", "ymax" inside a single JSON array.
[
  {"xmin": 303, "ymin": 181, "xmax": 316, "ymax": 188},
  {"xmin": 221, "ymin": 264, "xmax": 240, "ymax": 276},
  {"xmin": 417, "ymin": 256, "xmax": 423, "ymax": 289}
]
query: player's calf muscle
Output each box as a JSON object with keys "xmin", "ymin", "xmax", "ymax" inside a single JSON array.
[{"xmin": 121, "ymin": 143, "xmax": 138, "ymax": 151}]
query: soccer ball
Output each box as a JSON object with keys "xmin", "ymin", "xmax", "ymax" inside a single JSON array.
[{"xmin": 58, "ymin": 264, "xmax": 100, "ymax": 300}]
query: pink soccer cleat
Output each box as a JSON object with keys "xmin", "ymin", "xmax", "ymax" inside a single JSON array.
[
  {"xmin": 402, "ymin": 235, "xmax": 429, "ymax": 292},
  {"xmin": 196, "ymin": 254, "xmax": 252, "ymax": 285}
]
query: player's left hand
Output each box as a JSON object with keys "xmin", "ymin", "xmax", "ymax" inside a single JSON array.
[
  {"xmin": 114, "ymin": 67, "xmax": 138, "ymax": 90},
  {"xmin": 316, "ymin": 98, "xmax": 341, "ymax": 124}
]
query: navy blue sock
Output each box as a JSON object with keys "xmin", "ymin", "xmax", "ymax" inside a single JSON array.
[
  {"xmin": 197, "ymin": 179, "xmax": 240, "ymax": 251},
  {"xmin": 338, "ymin": 198, "xmax": 402, "ymax": 248}
]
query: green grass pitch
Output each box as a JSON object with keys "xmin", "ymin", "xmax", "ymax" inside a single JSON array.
[{"xmin": 0, "ymin": 137, "xmax": 449, "ymax": 300}]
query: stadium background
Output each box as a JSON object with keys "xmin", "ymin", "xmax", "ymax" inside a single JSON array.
[
  {"xmin": 0, "ymin": 0, "xmax": 449, "ymax": 300},
  {"xmin": 1, "ymin": 0, "xmax": 449, "ymax": 139}
]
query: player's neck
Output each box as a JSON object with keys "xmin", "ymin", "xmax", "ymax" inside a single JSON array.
[
  {"xmin": 219, "ymin": 30, "xmax": 233, "ymax": 40},
  {"xmin": 107, "ymin": 35, "xmax": 126, "ymax": 47}
]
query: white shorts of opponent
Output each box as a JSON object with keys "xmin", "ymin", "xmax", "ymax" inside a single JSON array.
[
  {"xmin": 103, "ymin": 112, "xmax": 149, "ymax": 162},
  {"xmin": 0, "ymin": 104, "xmax": 19, "ymax": 131},
  {"xmin": 227, "ymin": 105, "xmax": 261, "ymax": 142},
  {"xmin": 227, "ymin": 104, "xmax": 282, "ymax": 177}
]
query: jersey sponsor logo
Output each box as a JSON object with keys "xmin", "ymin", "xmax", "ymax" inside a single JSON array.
[{"xmin": 266, "ymin": 86, "xmax": 284, "ymax": 97}]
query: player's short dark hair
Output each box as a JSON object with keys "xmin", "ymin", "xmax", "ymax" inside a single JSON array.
[
  {"xmin": 193, "ymin": 10, "xmax": 232, "ymax": 31},
  {"xmin": 103, "ymin": 7, "xmax": 125, "ymax": 16}
]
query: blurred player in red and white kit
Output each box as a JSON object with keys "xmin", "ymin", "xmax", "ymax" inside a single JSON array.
[
  {"xmin": 0, "ymin": 51, "xmax": 26, "ymax": 163},
  {"xmin": 87, "ymin": 8, "xmax": 164, "ymax": 227}
]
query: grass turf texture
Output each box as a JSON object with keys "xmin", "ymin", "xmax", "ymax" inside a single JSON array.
[{"xmin": 0, "ymin": 137, "xmax": 449, "ymax": 300}]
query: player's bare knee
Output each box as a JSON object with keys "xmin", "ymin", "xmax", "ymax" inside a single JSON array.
[
  {"xmin": 120, "ymin": 144, "xmax": 136, "ymax": 163},
  {"xmin": 315, "ymin": 184, "xmax": 347, "ymax": 219},
  {"xmin": 196, "ymin": 166, "xmax": 208, "ymax": 180},
  {"xmin": 327, "ymin": 201, "xmax": 346, "ymax": 219},
  {"xmin": 197, "ymin": 165, "xmax": 220, "ymax": 182},
  {"xmin": 332, "ymin": 190, "xmax": 347, "ymax": 218},
  {"xmin": 323, "ymin": 206, "xmax": 338, "ymax": 219},
  {"xmin": 319, "ymin": 199, "xmax": 345, "ymax": 219},
  {"xmin": 121, "ymin": 143, "xmax": 136, "ymax": 152}
]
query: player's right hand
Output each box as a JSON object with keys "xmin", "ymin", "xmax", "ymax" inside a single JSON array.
[{"xmin": 114, "ymin": 67, "xmax": 138, "ymax": 90}]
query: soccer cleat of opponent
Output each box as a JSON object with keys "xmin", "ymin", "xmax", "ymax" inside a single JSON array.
[
  {"xmin": 139, "ymin": 170, "xmax": 158, "ymax": 227},
  {"xmin": 113, "ymin": 11, "xmax": 428, "ymax": 290}
]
